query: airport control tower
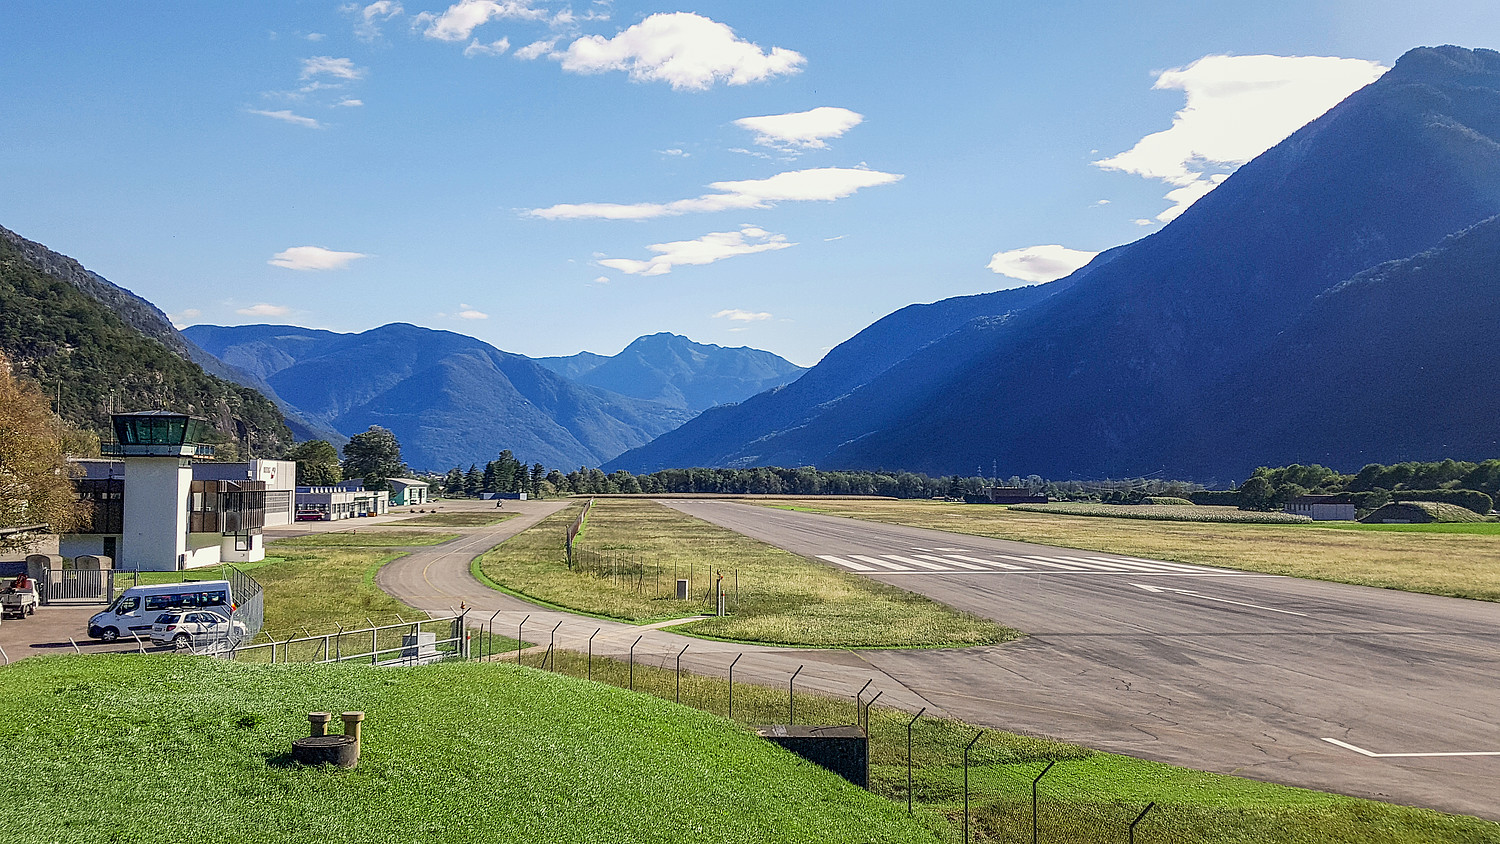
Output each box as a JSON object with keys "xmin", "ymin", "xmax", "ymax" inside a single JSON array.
[{"xmin": 105, "ymin": 412, "xmax": 221, "ymax": 571}]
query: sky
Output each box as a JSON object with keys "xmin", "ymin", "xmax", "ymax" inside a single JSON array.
[{"xmin": 3, "ymin": 2, "xmax": 1499, "ymax": 367}]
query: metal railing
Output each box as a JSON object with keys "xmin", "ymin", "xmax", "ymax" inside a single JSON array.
[{"xmin": 221, "ymin": 613, "xmax": 469, "ymax": 664}]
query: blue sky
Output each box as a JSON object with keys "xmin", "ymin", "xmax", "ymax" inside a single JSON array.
[{"xmin": 3, "ymin": 1, "xmax": 1497, "ymax": 366}]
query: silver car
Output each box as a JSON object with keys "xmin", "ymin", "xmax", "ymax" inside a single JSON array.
[{"xmin": 150, "ymin": 610, "xmax": 244, "ymax": 649}]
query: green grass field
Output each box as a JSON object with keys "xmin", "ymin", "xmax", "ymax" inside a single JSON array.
[
  {"xmin": 0, "ymin": 656, "xmax": 942, "ymax": 844},
  {"xmin": 1313, "ymin": 521, "xmax": 1500, "ymax": 534},
  {"xmin": 760, "ymin": 498, "xmax": 1500, "ymax": 602},
  {"xmin": 271, "ymin": 529, "xmax": 459, "ymax": 547},
  {"xmin": 400, "ymin": 511, "xmax": 517, "ymax": 527},
  {"xmin": 476, "ymin": 498, "xmax": 1013, "ymax": 648}
]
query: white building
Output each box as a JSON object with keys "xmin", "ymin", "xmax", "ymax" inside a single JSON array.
[{"xmin": 62, "ymin": 412, "xmax": 295, "ymax": 571}]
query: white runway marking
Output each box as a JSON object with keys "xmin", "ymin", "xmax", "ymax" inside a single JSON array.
[
  {"xmin": 1321, "ymin": 738, "xmax": 1500, "ymax": 758},
  {"xmin": 1132, "ymin": 582, "xmax": 1309, "ymax": 616},
  {"xmin": 881, "ymin": 554, "xmax": 950, "ymax": 571},
  {"xmin": 849, "ymin": 554, "xmax": 912, "ymax": 571},
  {"xmin": 816, "ymin": 554, "xmax": 874, "ymax": 571}
]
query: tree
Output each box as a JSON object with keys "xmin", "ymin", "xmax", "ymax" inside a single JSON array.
[
  {"xmin": 443, "ymin": 467, "xmax": 464, "ymax": 494},
  {"xmin": 342, "ymin": 426, "xmax": 407, "ymax": 481},
  {"xmin": 0, "ymin": 353, "xmax": 87, "ymax": 551},
  {"xmin": 287, "ymin": 439, "xmax": 342, "ymax": 486},
  {"xmin": 464, "ymin": 464, "xmax": 483, "ymax": 497}
]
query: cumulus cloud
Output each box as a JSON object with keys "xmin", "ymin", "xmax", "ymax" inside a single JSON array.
[
  {"xmin": 1096, "ymin": 53, "xmax": 1386, "ymax": 222},
  {"xmin": 464, "ymin": 36, "xmax": 511, "ymax": 56},
  {"xmin": 529, "ymin": 166, "xmax": 902, "ymax": 220},
  {"xmin": 249, "ymin": 109, "xmax": 322, "ymax": 128},
  {"xmin": 337, "ymin": 97, "xmax": 364, "ymax": 107},
  {"xmin": 457, "ymin": 303, "xmax": 489, "ymax": 319},
  {"xmin": 734, "ymin": 106, "xmax": 863, "ymax": 150},
  {"xmin": 416, "ymin": 0, "xmax": 544, "ymax": 41},
  {"xmin": 268, "ymin": 246, "xmax": 369, "ymax": 270},
  {"xmin": 352, "ymin": 1, "xmax": 404, "ymax": 40},
  {"xmin": 598, "ymin": 225, "xmax": 791, "ymax": 276},
  {"xmin": 556, "ymin": 12, "xmax": 804, "ymax": 90},
  {"xmin": 986, "ymin": 245, "xmax": 1098, "ymax": 284},
  {"xmin": 713, "ymin": 309, "xmax": 772, "ymax": 322},
  {"xmin": 514, "ymin": 37, "xmax": 558, "ymax": 60},
  {"xmin": 236, "ymin": 303, "xmax": 292, "ymax": 317},
  {"xmin": 301, "ymin": 56, "xmax": 367, "ymax": 81}
]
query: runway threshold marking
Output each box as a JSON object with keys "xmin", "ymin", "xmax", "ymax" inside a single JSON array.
[
  {"xmin": 1132, "ymin": 582, "xmax": 1309, "ymax": 617},
  {"xmin": 1321, "ymin": 738, "xmax": 1500, "ymax": 758},
  {"xmin": 816, "ymin": 554, "xmax": 875, "ymax": 571}
]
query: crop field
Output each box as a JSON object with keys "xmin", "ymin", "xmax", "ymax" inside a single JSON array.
[
  {"xmin": 760, "ymin": 498, "xmax": 1500, "ymax": 601},
  {"xmin": 0, "ymin": 656, "xmax": 942, "ymax": 844},
  {"xmin": 1008, "ymin": 502, "xmax": 1312, "ymax": 523},
  {"xmin": 475, "ymin": 498, "xmax": 1013, "ymax": 648}
]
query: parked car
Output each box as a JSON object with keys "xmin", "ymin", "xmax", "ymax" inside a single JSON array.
[
  {"xmin": 150, "ymin": 609, "xmax": 246, "ymax": 649},
  {"xmin": 89, "ymin": 581, "xmax": 235, "ymax": 642}
]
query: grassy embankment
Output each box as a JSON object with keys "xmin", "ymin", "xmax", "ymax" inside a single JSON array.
[
  {"xmin": 400, "ymin": 511, "xmax": 517, "ymax": 527},
  {"xmin": 475, "ymin": 498, "xmax": 1012, "ymax": 648},
  {"xmin": 10, "ymin": 652, "xmax": 1495, "ymax": 844},
  {"xmin": 0, "ymin": 656, "xmax": 942, "ymax": 844},
  {"xmin": 762, "ymin": 498, "xmax": 1500, "ymax": 601}
]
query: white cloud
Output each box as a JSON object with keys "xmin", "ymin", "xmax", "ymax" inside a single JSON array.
[
  {"xmin": 306, "ymin": 32, "xmax": 326, "ymax": 41},
  {"xmin": 734, "ymin": 106, "xmax": 863, "ymax": 150},
  {"xmin": 713, "ymin": 309, "xmax": 772, "ymax": 322},
  {"xmin": 457, "ymin": 304, "xmax": 489, "ymax": 319},
  {"xmin": 592, "ymin": 275, "xmax": 609, "ymax": 284},
  {"xmin": 986, "ymin": 245, "xmax": 1098, "ymax": 284},
  {"xmin": 514, "ymin": 37, "xmax": 557, "ymax": 60},
  {"xmin": 1096, "ymin": 53, "xmax": 1386, "ymax": 222},
  {"xmin": 416, "ymin": 0, "xmax": 544, "ymax": 41},
  {"xmin": 236, "ymin": 303, "xmax": 292, "ymax": 317},
  {"xmin": 556, "ymin": 12, "xmax": 804, "ymax": 90},
  {"xmin": 168, "ymin": 307, "xmax": 202, "ymax": 328},
  {"xmin": 268, "ymin": 246, "xmax": 369, "ymax": 270},
  {"xmin": 337, "ymin": 97, "xmax": 364, "ymax": 107},
  {"xmin": 352, "ymin": 1, "xmax": 403, "ymax": 40},
  {"xmin": 1092, "ymin": 199, "xmax": 1110, "ymax": 206},
  {"xmin": 464, "ymin": 37, "xmax": 511, "ymax": 56},
  {"xmin": 598, "ymin": 225, "xmax": 791, "ymax": 276},
  {"xmin": 249, "ymin": 109, "xmax": 322, "ymax": 128},
  {"xmin": 529, "ymin": 166, "xmax": 902, "ymax": 220},
  {"xmin": 301, "ymin": 56, "xmax": 366, "ymax": 81},
  {"xmin": 658, "ymin": 148, "xmax": 688, "ymax": 157}
]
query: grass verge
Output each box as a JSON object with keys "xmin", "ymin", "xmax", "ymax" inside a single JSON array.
[
  {"xmin": 0, "ymin": 656, "xmax": 942, "ymax": 844},
  {"xmin": 400, "ymin": 512, "xmax": 517, "ymax": 527},
  {"xmin": 760, "ymin": 498, "xmax": 1500, "ymax": 602},
  {"xmin": 477, "ymin": 498, "xmax": 1014, "ymax": 648},
  {"xmin": 271, "ymin": 529, "xmax": 459, "ymax": 547}
]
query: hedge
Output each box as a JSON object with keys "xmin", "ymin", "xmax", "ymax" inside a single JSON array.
[
  {"xmin": 1393, "ymin": 489, "xmax": 1494, "ymax": 516},
  {"xmin": 1190, "ymin": 490, "xmax": 1242, "ymax": 507}
]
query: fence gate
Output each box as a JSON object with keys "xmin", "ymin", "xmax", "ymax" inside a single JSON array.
[
  {"xmin": 225, "ymin": 566, "xmax": 264, "ymax": 649},
  {"xmin": 39, "ymin": 567, "xmax": 115, "ymax": 604}
]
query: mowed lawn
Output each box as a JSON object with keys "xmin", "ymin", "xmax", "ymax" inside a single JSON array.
[
  {"xmin": 0, "ymin": 656, "xmax": 942, "ymax": 844},
  {"xmin": 762, "ymin": 498, "xmax": 1500, "ymax": 601},
  {"xmin": 476, "ymin": 498, "xmax": 1013, "ymax": 648}
]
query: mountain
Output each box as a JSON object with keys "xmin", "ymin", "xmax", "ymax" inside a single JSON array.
[
  {"xmin": 0, "ymin": 224, "xmax": 295, "ymax": 454},
  {"xmin": 608, "ymin": 46, "xmax": 1500, "ymax": 482},
  {"xmin": 535, "ymin": 333, "xmax": 807, "ymax": 413},
  {"xmin": 183, "ymin": 323, "xmax": 695, "ymax": 471}
]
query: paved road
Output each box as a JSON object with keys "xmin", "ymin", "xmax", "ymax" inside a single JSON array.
[
  {"xmin": 374, "ymin": 500, "xmax": 935, "ymax": 714},
  {"xmin": 663, "ymin": 500, "xmax": 1500, "ymax": 820}
]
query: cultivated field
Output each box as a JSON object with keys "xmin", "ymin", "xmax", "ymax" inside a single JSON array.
[
  {"xmin": 761, "ymin": 499, "xmax": 1500, "ymax": 601},
  {"xmin": 475, "ymin": 498, "xmax": 1014, "ymax": 648}
]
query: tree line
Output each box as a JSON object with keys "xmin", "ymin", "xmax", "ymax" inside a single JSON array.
[{"xmin": 1233, "ymin": 460, "xmax": 1499, "ymax": 514}]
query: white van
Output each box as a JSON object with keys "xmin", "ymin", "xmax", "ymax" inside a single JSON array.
[{"xmin": 87, "ymin": 581, "xmax": 235, "ymax": 643}]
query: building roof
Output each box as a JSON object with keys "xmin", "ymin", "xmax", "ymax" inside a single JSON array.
[{"xmin": 386, "ymin": 477, "xmax": 429, "ymax": 488}]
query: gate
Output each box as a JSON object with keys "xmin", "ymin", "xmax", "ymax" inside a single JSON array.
[
  {"xmin": 40, "ymin": 568, "xmax": 115, "ymax": 604},
  {"xmin": 225, "ymin": 566, "xmax": 264, "ymax": 650}
]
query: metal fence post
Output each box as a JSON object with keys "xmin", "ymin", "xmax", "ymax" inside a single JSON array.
[
  {"xmin": 863, "ymin": 691, "xmax": 884, "ymax": 733},
  {"xmin": 517, "ymin": 614, "xmax": 530, "ymax": 664},
  {"xmin": 588, "ymin": 628, "xmax": 600, "ymax": 680},
  {"xmin": 676, "ymin": 644, "xmax": 689, "ymax": 703},
  {"xmin": 1129, "ymin": 802, "xmax": 1156, "ymax": 844},
  {"xmin": 906, "ymin": 707, "xmax": 926, "ymax": 814},
  {"xmin": 963, "ymin": 730, "xmax": 982, "ymax": 844},
  {"xmin": 629, "ymin": 635, "xmax": 643, "ymax": 690},
  {"xmin": 1032, "ymin": 760, "xmax": 1056, "ymax": 844},
  {"xmin": 788, "ymin": 665, "xmax": 803, "ymax": 724},
  {"xmin": 854, "ymin": 679, "xmax": 873, "ymax": 726},
  {"xmin": 728, "ymin": 653, "xmax": 742, "ymax": 720},
  {"xmin": 547, "ymin": 620, "xmax": 563, "ymax": 669},
  {"xmin": 486, "ymin": 609, "xmax": 502, "ymax": 659}
]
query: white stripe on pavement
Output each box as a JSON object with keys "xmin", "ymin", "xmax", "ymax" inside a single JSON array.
[
  {"xmin": 935, "ymin": 554, "xmax": 1029, "ymax": 571},
  {"xmin": 816, "ymin": 554, "xmax": 875, "ymax": 571},
  {"xmin": 881, "ymin": 554, "xmax": 951, "ymax": 571},
  {"xmin": 849, "ymin": 554, "xmax": 913, "ymax": 571}
]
